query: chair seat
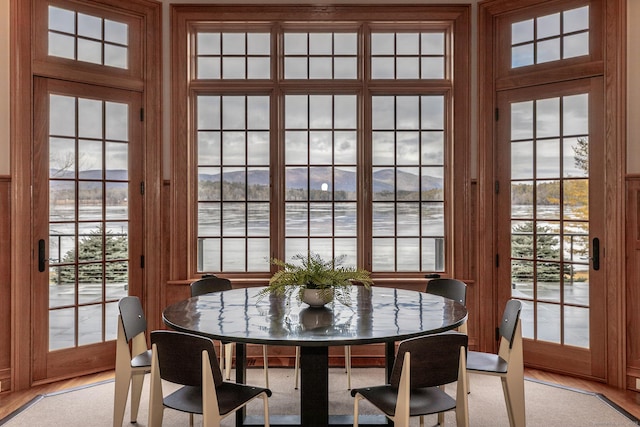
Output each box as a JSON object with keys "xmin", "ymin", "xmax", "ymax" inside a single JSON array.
[
  {"xmin": 131, "ymin": 349, "xmax": 153, "ymax": 368},
  {"xmin": 467, "ymin": 350, "xmax": 509, "ymax": 374},
  {"xmin": 164, "ymin": 382, "xmax": 272, "ymax": 417},
  {"xmin": 351, "ymin": 385, "xmax": 457, "ymax": 417}
]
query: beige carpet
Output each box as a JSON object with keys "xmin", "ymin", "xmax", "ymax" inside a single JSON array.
[{"xmin": 1, "ymin": 368, "xmax": 637, "ymax": 426}]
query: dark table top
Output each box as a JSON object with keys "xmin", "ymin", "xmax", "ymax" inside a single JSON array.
[{"xmin": 163, "ymin": 286, "xmax": 468, "ymax": 347}]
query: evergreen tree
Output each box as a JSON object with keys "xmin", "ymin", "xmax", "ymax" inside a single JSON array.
[{"xmin": 56, "ymin": 226, "xmax": 128, "ymax": 284}]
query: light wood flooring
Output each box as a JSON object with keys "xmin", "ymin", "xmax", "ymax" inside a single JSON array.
[{"xmin": 1, "ymin": 367, "xmax": 639, "ymax": 422}]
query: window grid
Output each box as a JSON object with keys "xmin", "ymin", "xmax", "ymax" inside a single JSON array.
[
  {"xmin": 511, "ymin": 5, "xmax": 589, "ymax": 69},
  {"xmin": 48, "ymin": 5, "xmax": 129, "ymax": 69},
  {"xmin": 193, "ymin": 23, "xmax": 453, "ymax": 275}
]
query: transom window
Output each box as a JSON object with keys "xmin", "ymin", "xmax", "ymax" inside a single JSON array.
[
  {"xmin": 511, "ymin": 5, "xmax": 589, "ymax": 68},
  {"xmin": 177, "ymin": 6, "xmax": 470, "ymax": 279},
  {"xmin": 48, "ymin": 5, "xmax": 129, "ymax": 69}
]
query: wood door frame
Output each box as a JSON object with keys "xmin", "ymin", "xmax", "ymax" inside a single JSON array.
[
  {"xmin": 478, "ymin": 0, "xmax": 626, "ymax": 386},
  {"xmin": 10, "ymin": 0, "xmax": 161, "ymax": 390}
]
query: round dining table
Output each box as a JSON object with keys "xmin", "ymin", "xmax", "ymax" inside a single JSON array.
[{"xmin": 163, "ymin": 285, "xmax": 467, "ymax": 427}]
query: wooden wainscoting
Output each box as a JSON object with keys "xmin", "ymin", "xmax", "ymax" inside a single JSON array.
[
  {"xmin": 626, "ymin": 175, "xmax": 640, "ymax": 392},
  {"xmin": 0, "ymin": 176, "xmax": 11, "ymax": 393}
]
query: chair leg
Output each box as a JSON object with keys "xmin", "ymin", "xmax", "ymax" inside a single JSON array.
[
  {"xmin": 262, "ymin": 392, "xmax": 271, "ymax": 427},
  {"xmin": 345, "ymin": 345, "xmax": 352, "ymax": 390},
  {"xmin": 263, "ymin": 345, "xmax": 269, "ymax": 388},
  {"xmin": 112, "ymin": 369, "xmax": 130, "ymax": 427},
  {"xmin": 353, "ymin": 394, "xmax": 362, "ymax": 427},
  {"xmin": 502, "ymin": 373, "xmax": 526, "ymax": 427},
  {"xmin": 224, "ymin": 342, "xmax": 234, "ymax": 380},
  {"xmin": 294, "ymin": 346, "xmax": 300, "ymax": 389},
  {"xmin": 437, "ymin": 386, "xmax": 445, "ymax": 425},
  {"xmin": 129, "ymin": 372, "xmax": 145, "ymax": 423},
  {"xmin": 148, "ymin": 347, "xmax": 165, "ymax": 427}
]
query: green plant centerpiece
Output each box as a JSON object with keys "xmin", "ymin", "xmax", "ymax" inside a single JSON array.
[{"xmin": 258, "ymin": 252, "xmax": 373, "ymax": 307}]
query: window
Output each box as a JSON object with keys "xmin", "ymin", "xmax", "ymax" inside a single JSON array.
[
  {"xmin": 48, "ymin": 6, "xmax": 129, "ymax": 69},
  {"xmin": 511, "ymin": 6, "xmax": 589, "ymax": 68},
  {"xmin": 173, "ymin": 5, "xmax": 470, "ymax": 279}
]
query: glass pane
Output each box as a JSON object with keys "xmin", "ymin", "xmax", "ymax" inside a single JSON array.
[
  {"xmin": 372, "ymin": 168, "xmax": 394, "ymax": 201},
  {"xmin": 537, "ymin": 139, "xmax": 560, "ymax": 179},
  {"xmin": 49, "ymin": 6, "xmax": 75, "ymax": 33},
  {"xmin": 563, "ymin": 33, "xmax": 589, "ymax": 59},
  {"xmin": 78, "ymin": 13, "xmax": 101, "ymax": 39},
  {"xmin": 536, "ymin": 181, "xmax": 560, "ymax": 219},
  {"xmin": 372, "ymin": 238, "xmax": 394, "ymax": 271},
  {"xmin": 222, "ymin": 132, "xmax": 246, "ymax": 164},
  {"xmin": 563, "ymin": 94, "xmax": 588, "ymax": 136},
  {"xmin": 537, "ymin": 13, "xmax": 560, "ymax": 39},
  {"xmin": 247, "ymin": 238, "xmax": 270, "ymax": 271},
  {"xmin": 106, "ymin": 102, "xmax": 128, "ymax": 142},
  {"xmin": 198, "ymin": 57, "xmax": 221, "ymax": 79},
  {"xmin": 396, "ymin": 96, "xmax": 419, "ymax": 129},
  {"xmin": 421, "ymin": 132, "xmax": 444, "ymax": 164},
  {"xmin": 310, "ymin": 95, "xmax": 332, "ymax": 128},
  {"xmin": 396, "ymin": 57, "xmax": 419, "ymax": 79},
  {"xmin": 564, "ymin": 6, "xmax": 589, "ymax": 33},
  {"xmin": 563, "ymin": 179, "xmax": 589, "ymax": 220},
  {"xmin": 512, "ymin": 43, "xmax": 534, "ymax": 68},
  {"xmin": 78, "ymin": 183, "xmax": 103, "ymax": 220},
  {"xmin": 536, "ymin": 98, "xmax": 559, "ymax": 138},
  {"xmin": 50, "ymin": 182, "xmax": 76, "ymax": 220},
  {"xmin": 222, "ymin": 239, "xmax": 246, "ymax": 271},
  {"xmin": 198, "ymin": 168, "xmax": 221, "ymax": 202},
  {"xmin": 222, "ymin": 97, "xmax": 245, "ymax": 129},
  {"xmin": 106, "ymin": 183, "xmax": 128, "ymax": 219},
  {"xmin": 50, "ymin": 95, "xmax": 76, "ymax": 137},
  {"xmin": 198, "ymin": 33, "xmax": 221, "ymax": 55},
  {"xmin": 371, "ymin": 57, "xmax": 394, "ymax": 79},
  {"xmin": 309, "ymin": 33, "xmax": 332, "ymax": 55},
  {"xmin": 334, "ymin": 202, "xmax": 356, "ymax": 236},
  {"xmin": 105, "ymin": 302, "xmax": 119, "ymax": 341},
  {"xmin": 396, "ymin": 203, "xmax": 419, "ymax": 236},
  {"xmin": 396, "ymin": 238, "xmax": 419, "ymax": 270},
  {"xmin": 334, "ymin": 33, "xmax": 357, "ymax": 55},
  {"xmin": 78, "ymin": 263, "xmax": 103, "ymax": 304},
  {"xmin": 222, "ymin": 168, "xmax": 246, "ymax": 201},
  {"xmin": 223, "ymin": 57, "xmax": 246, "ymax": 79},
  {"xmin": 198, "ymin": 203, "xmax": 221, "ymax": 236},
  {"xmin": 285, "ymin": 132, "xmax": 308, "ymax": 164},
  {"xmin": 564, "ymin": 305, "xmax": 589, "ymax": 348},
  {"xmin": 78, "ymin": 139, "xmax": 103, "ymax": 176},
  {"xmin": 247, "ymin": 202, "xmax": 269, "ymax": 235},
  {"xmin": 49, "ymin": 32, "xmax": 75, "ymax": 59},
  {"xmin": 537, "ymin": 38, "xmax": 561, "ymax": 65},
  {"xmin": 285, "ymin": 33, "xmax": 307, "ymax": 54},
  {"xmin": 564, "ymin": 266, "xmax": 589, "ymax": 306},
  {"xmin": 421, "ymin": 33, "xmax": 444, "ymax": 55},
  {"xmin": 563, "ymin": 137, "xmax": 589, "ymax": 178},
  {"xmin": 309, "ymin": 203, "xmax": 332, "ymax": 236},
  {"xmin": 247, "ymin": 33, "xmax": 269, "ymax": 54},
  {"xmin": 537, "ymin": 302, "xmax": 561, "ymax": 343},
  {"xmin": 511, "ymin": 101, "xmax": 533, "ymax": 140},
  {"xmin": 286, "ymin": 168, "xmax": 308, "ymax": 200},
  {"xmin": 372, "ymin": 203, "xmax": 394, "ymax": 236},
  {"xmin": 421, "ymin": 57, "xmax": 444, "ymax": 79},
  {"xmin": 285, "ymin": 95, "xmax": 308, "ymax": 128},
  {"xmin": 198, "ymin": 96, "xmax": 221, "ymax": 129},
  {"xmin": 50, "ymin": 266, "xmax": 75, "ymax": 308},
  {"xmin": 200, "ymin": 238, "xmax": 221, "ymax": 271},
  {"xmin": 78, "ymin": 39, "xmax": 103, "ymax": 65},
  {"xmin": 512, "ymin": 221, "xmax": 534, "ymax": 258},
  {"xmin": 421, "ymin": 203, "xmax": 444, "ymax": 235},
  {"xmin": 512, "ymin": 19, "xmax": 533, "ymax": 44},
  {"xmin": 106, "ymin": 142, "xmax": 128, "ymax": 180},
  {"xmin": 49, "ymin": 308, "xmax": 75, "ymax": 350},
  {"xmin": 371, "ymin": 33, "xmax": 394, "ymax": 55},
  {"xmin": 50, "ymin": 138, "xmax": 75, "ymax": 178},
  {"xmin": 511, "ymin": 260, "xmax": 534, "ymax": 298},
  {"xmin": 511, "ymin": 141, "xmax": 534, "ymax": 180},
  {"xmin": 105, "ymin": 20, "xmax": 128, "ymax": 45},
  {"xmin": 511, "ymin": 183, "xmax": 534, "ymax": 218},
  {"xmin": 79, "ymin": 99, "xmax": 103, "ymax": 139},
  {"xmin": 78, "ymin": 304, "xmax": 103, "ymax": 346},
  {"xmin": 397, "ymin": 167, "xmax": 419, "ymax": 200},
  {"xmin": 247, "ymin": 132, "xmax": 269, "ymax": 164},
  {"xmin": 105, "ymin": 44, "xmax": 128, "ymax": 69},
  {"xmin": 223, "ymin": 33, "xmax": 245, "ymax": 54},
  {"xmin": 285, "ymin": 203, "xmax": 308, "ymax": 236}
]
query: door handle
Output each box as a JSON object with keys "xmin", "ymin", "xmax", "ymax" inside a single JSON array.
[
  {"xmin": 591, "ymin": 237, "xmax": 600, "ymax": 271},
  {"xmin": 38, "ymin": 239, "xmax": 47, "ymax": 272}
]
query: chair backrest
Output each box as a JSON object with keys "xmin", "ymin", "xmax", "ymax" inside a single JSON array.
[
  {"xmin": 118, "ymin": 296, "xmax": 147, "ymax": 343},
  {"xmin": 150, "ymin": 330, "xmax": 223, "ymax": 387},
  {"xmin": 499, "ymin": 299, "xmax": 522, "ymax": 348},
  {"xmin": 190, "ymin": 275, "xmax": 232, "ymax": 297},
  {"xmin": 389, "ymin": 332, "xmax": 468, "ymax": 389},
  {"xmin": 425, "ymin": 278, "xmax": 467, "ymax": 306}
]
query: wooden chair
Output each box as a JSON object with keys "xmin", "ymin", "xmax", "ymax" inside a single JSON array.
[
  {"xmin": 113, "ymin": 296, "xmax": 152, "ymax": 427},
  {"xmin": 467, "ymin": 299, "xmax": 525, "ymax": 427},
  {"xmin": 425, "ymin": 277, "xmax": 468, "ymax": 333},
  {"xmin": 190, "ymin": 275, "xmax": 270, "ymax": 387},
  {"xmin": 424, "ymin": 277, "xmax": 469, "ymax": 424},
  {"xmin": 351, "ymin": 332, "xmax": 469, "ymax": 427},
  {"xmin": 148, "ymin": 330, "xmax": 272, "ymax": 427}
]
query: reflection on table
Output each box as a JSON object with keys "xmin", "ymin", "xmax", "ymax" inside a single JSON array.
[{"xmin": 163, "ymin": 286, "xmax": 467, "ymax": 427}]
